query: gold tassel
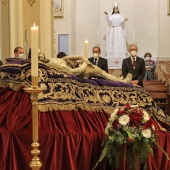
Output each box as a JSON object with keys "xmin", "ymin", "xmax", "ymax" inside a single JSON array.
[{"xmin": 21, "ymin": 71, "xmax": 25, "ymax": 80}]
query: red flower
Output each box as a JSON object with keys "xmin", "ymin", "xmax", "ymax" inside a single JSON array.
[
  {"xmin": 129, "ymin": 112, "xmax": 143, "ymax": 127},
  {"xmin": 124, "ymin": 104, "xmax": 132, "ymax": 111},
  {"xmin": 117, "ymin": 109, "xmax": 126, "ymax": 116},
  {"xmin": 143, "ymin": 119, "xmax": 152, "ymax": 130},
  {"xmin": 112, "ymin": 120, "xmax": 119, "ymax": 130}
]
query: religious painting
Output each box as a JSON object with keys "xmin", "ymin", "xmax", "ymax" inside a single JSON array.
[
  {"xmin": 54, "ymin": 0, "xmax": 64, "ymax": 17},
  {"xmin": 168, "ymin": 0, "xmax": 170, "ymax": 15}
]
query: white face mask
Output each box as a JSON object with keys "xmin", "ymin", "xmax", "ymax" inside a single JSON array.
[
  {"xmin": 145, "ymin": 57, "xmax": 151, "ymax": 61},
  {"xmin": 130, "ymin": 50, "xmax": 137, "ymax": 57},
  {"xmin": 93, "ymin": 53, "xmax": 99, "ymax": 59},
  {"xmin": 18, "ymin": 53, "xmax": 23, "ymax": 59}
]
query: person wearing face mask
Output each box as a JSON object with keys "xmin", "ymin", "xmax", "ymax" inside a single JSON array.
[
  {"xmin": 143, "ymin": 52, "xmax": 156, "ymax": 80},
  {"xmin": 14, "ymin": 47, "xmax": 24, "ymax": 58},
  {"xmin": 88, "ymin": 46, "xmax": 108, "ymax": 73},
  {"xmin": 122, "ymin": 44, "xmax": 145, "ymax": 87}
]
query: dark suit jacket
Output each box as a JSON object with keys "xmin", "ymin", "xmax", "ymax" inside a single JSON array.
[
  {"xmin": 88, "ymin": 57, "xmax": 108, "ymax": 73},
  {"xmin": 0, "ymin": 60, "xmax": 3, "ymax": 66},
  {"xmin": 122, "ymin": 56, "xmax": 145, "ymax": 87}
]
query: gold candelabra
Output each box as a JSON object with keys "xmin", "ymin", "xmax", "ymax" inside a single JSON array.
[{"xmin": 24, "ymin": 76, "xmax": 43, "ymax": 170}]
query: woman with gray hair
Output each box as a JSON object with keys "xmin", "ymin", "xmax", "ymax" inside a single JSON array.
[{"xmin": 143, "ymin": 52, "xmax": 156, "ymax": 80}]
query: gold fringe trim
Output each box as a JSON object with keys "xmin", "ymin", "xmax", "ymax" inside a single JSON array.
[
  {"xmin": 0, "ymin": 82, "xmax": 30, "ymax": 91},
  {"xmin": 145, "ymin": 107, "xmax": 169, "ymax": 132},
  {"xmin": 37, "ymin": 103, "xmax": 117, "ymax": 114}
]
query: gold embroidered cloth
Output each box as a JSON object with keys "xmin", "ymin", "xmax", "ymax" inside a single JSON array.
[{"xmin": 0, "ymin": 59, "xmax": 170, "ymax": 129}]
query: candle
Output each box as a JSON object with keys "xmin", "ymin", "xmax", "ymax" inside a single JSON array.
[
  {"xmin": 84, "ymin": 40, "xmax": 88, "ymax": 59},
  {"xmin": 31, "ymin": 23, "xmax": 38, "ymax": 77}
]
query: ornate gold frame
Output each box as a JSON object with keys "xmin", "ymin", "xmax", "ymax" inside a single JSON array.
[
  {"xmin": 54, "ymin": 0, "xmax": 64, "ymax": 18},
  {"xmin": 168, "ymin": 0, "xmax": 170, "ymax": 15}
]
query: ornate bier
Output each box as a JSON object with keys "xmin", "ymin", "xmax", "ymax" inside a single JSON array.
[{"xmin": 0, "ymin": 59, "xmax": 170, "ymax": 170}]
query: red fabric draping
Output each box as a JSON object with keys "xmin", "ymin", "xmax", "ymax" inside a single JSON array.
[{"xmin": 0, "ymin": 87, "xmax": 170, "ymax": 170}]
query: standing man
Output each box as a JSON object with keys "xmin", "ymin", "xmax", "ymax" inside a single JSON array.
[
  {"xmin": 88, "ymin": 46, "xmax": 108, "ymax": 73},
  {"xmin": 14, "ymin": 47, "xmax": 24, "ymax": 58},
  {"xmin": 122, "ymin": 44, "xmax": 145, "ymax": 87}
]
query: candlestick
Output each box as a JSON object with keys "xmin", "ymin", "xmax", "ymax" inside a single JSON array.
[
  {"xmin": 31, "ymin": 23, "xmax": 38, "ymax": 78},
  {"xmin": 84, "ymin": 40, "xmax": 88, "ymax": 59},
  {"xmin": 24, "ymin": 88, "xmax": 43, "ymax": 170}
]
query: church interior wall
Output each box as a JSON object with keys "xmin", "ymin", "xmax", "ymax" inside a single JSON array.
[
  {"xmin": 132, "ymin": 0, "xmax": 158, "ymax": 58},
  {"xmin": 0, "ymin": 0, "xmax": 170, "ymax": 63},
  {"xmin": 54, "ymin": 0, "xmax": 74, "ymax": 56},
  {"xmin": 158, "ymin": 0, "xmax": 170, "ymax": 58},
  {"xmin": 75, "ymin": 0, "xmax": 100, "ymax": 57},
  {"xmin": 39, "ymin": 0, "xmax": 54, "ymax": 58},
  {"xmin": 54, "ymin": 0, "xmax": 170, "ymax": 61}
]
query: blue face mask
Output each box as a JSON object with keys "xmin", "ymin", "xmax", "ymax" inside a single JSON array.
[{"xmin": 18, "ymin": 54, "xmax": 23, "ymax": 59}]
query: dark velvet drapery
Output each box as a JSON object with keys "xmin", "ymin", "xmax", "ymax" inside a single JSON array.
[{"xmin": 0, "ymin": 87, "xmax": 170, "ymax": 170}]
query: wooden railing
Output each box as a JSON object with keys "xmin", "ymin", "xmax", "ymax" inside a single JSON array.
[{"xmin": 143, "ymin": 80, "xmax": 170, "ymax": 116}]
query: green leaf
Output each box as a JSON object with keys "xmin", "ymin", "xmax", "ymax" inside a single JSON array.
[
  {"xmin": 92, "ymin": 144, "xmax": 109, "ymax": 170},
  {"xmin": 125, "ymin": 129, "xmax": 133, "ymax": 139},
  {"xmin": 137, "ymin": 134, "xmax": 142, "ymax": 140},
  {"xmin": 116, "ymin": 135, "xmax": 125, "ymax": 145},
  {"xmin": 153, "ymin": 141, "xmax": 170, "ymax": 160}
]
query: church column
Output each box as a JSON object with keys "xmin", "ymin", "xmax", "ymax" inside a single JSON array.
[
  {"xmin": 40, "ymin": 0, "xmax": 54, "ymax": 58},
  {"xmin": 9, "ymin": 0, "xmax": 23, "ymax": 56},
  {"xmin": 23, "ymin": 0, "xmax": 54, "ymax": 59},
  {"xmin": 0, "ymin": 0, "xmax": 54, "ymax": 61},
  {"xmin": 1, "ymin": 0, "xmax": 10, "ymax": 62}
]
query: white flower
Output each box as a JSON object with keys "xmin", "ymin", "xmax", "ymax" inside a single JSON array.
[
  {"xmin": 119, "ymin": 115, "xmax": 130, "ymax": 126},
  {"xmin": 143, "ymin": 110, "xmax": 150, "ymax": 121},
  {"xmin": 142, "ymin": 129, "xmax": 151, "ymax": 138}
]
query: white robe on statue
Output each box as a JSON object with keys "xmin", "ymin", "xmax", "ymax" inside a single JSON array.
[{"xmin": 106, "ymin": 13, "xmax": 127, "ymax": 59}]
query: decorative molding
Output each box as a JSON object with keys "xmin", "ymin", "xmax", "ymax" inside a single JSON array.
[
  {"xmin": 25, "ymin": 30, "xmax": 29, "ymax": 58},
  {"xmin": 27, "ymin": 0, "xmax": 36, "ymax": 6},
  {"xmin": 157, "ymin": 61, "xmax": 170, "ymax": 92},
  {"xmin": 168, "ymin": 0, "xmax": 170, "ymax": 15},
  {"xmin": 156, "ymin": 57, "xmax": 170, "ymax": 61},
  {"xmin": 54, "ymin": 30, "xmax": 56, "ymax": 57},
  {"xmin": 2, "ymin": 0, "xmax": 8, "ymax": 6}
]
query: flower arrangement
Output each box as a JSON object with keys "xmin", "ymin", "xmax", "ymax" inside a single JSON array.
[{"xmin": 93, "ymin": 104, "xmax": 169, "ymax": 170}]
